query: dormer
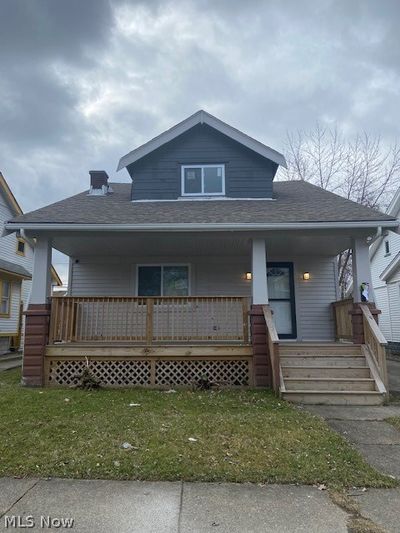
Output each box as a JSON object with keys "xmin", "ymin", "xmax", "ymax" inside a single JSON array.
[{"xmin": 117, "ymin": 110, "xmax": 286, "ymax": 201}]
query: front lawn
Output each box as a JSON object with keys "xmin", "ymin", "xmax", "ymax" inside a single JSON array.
[{"xmin": 0, "ymin": 369, "xmax": 395, "ymax": 489}]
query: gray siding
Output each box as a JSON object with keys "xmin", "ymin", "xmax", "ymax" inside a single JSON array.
[
  {"xmin": 127, "ymin": 124, "xmax": 278, "ymax": 200},
  {"xmin": 70, "ymin": 254, "xmax": 337, "ymax": 341}
]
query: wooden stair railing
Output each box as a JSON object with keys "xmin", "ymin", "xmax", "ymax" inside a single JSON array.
[
  {"xmin": 262, "ymin": 305, "xmax": 280, "ymax": 394},
  {"xmin": 360, "ymin": 304, "xmax": 388, "ymax": 391}
]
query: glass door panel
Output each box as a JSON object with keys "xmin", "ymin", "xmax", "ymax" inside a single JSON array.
[{"xmin": 267, "ymin": 263, "xmax": 296, "ymax": 339}]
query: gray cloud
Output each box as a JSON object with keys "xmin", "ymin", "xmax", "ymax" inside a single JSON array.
[{"xmin": 1, "ymin": 0, "xmax": 400, "ymax": 282}]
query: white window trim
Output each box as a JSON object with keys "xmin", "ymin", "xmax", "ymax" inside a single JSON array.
[
  {"xmin": 135, "ymin": 264, "xmax": 191, "ymax": 296},
  {"xmin": 181, "ymin": 164, "xmax": 225, "ymax": 197}
]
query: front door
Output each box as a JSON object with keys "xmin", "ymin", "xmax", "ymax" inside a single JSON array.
[{"xmin": 267, "ymin": 262, "xmax": 297, "ymax": 339}]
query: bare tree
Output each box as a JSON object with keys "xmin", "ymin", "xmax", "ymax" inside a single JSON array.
[{"xmin": 282, "ymin": 124, "xmax": 400, "ymax": 297}]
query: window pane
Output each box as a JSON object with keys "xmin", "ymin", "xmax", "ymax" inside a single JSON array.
[
  {"xmin": 267, "ymin": 267, "xmax": 291, "ymax": 299},
  {"xmin": 204, "ymin": 166, "xmax": 223, "ymax": 193},
  {"xmin": 269, "ymin": 301, "xmax": 293, "ymax": 335},
  {"xmin": 163, "ymin": 266, "xmax": 189, "ymax": 296},
  {"xmin": 2, "ymin": 281, "xmax": 10, "ymax": 298},
  {"xmin": 184, "ymin": 168, "xmax": 201, "ymax": 194},
  {"xmin": 17, "ymin": 240, "xmax": 25, "ymax": 254},
  {"xmin": 138, "ymin": 266, "xmax": 161, "ymax": 296}
]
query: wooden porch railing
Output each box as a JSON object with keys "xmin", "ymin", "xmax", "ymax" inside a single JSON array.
[
  {"xmin": 262, "ymin": 305, "xmax": 280, "ymax": 393},
  {"xmin": 360, "ymin": 304, "xmax": 388, "ymax": 390},
  {"xmin": 48, "ymin": 296, "xmax": 250, "ymax": 344},
  {"xmin": 332, "ymin": 298, "xmax": 353, "ymax": 341}
]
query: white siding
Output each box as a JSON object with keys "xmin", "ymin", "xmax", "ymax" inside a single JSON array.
[
  {"xmin": 370, "ymin": 231, "xmax": 400, "ymax": 341},
  {"xmin": 371, "ymin": 231, "xmax": 400, "ymax": 288},
  {"xmin": 388, "ymin": 282, "xmax": 400, "ymax": 342},
  {"xmin": 374, "ymin": 286, "xmax": 392, "ymax": 340},
  {"xmin": 70, "ymin": 254, "xmax": 338, "ymax": 341},
  {"xmin": 0, "ymin": 189, "xmax": 34, "ymax": 343},
  {"xmin": 0, "ymin": 192, "xmax": 34, "ymax": 277}
]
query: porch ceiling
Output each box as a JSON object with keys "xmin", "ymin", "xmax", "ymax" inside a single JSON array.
[{"xmin": 29, "ymin": 228, "xmax": 377, "ymax": 258}]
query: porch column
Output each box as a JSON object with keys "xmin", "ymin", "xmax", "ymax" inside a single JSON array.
[
  {"xmin": 23, "ymin": 236, "xmax": 52, "ymax": 387},
  {"xmin": 352, "ymin": 237, "xmax": 374, "ymax": 303},
  {"xmin": 250, "ymin": 238, "xmax": 271, "ymax": 387},
  {"xmin": 30, "ymin": 236, "xmax": 52, "ymax": 304},
  {"xmin": 251, "ymin": 238, "xmax": 268, "ymax": 304}
]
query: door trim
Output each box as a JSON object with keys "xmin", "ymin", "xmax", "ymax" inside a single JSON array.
[{"xmin": 267, "ymin": 261, "xmax": 297, "ymax": 340}]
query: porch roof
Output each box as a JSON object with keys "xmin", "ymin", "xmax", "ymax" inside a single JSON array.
[
  {"xmin": 6, "ymin": 181, "xmax": 398, "ymax": 229},
  {"xmin": 0, "ymin": 258, "xmax": 31, "ymax": 280}
]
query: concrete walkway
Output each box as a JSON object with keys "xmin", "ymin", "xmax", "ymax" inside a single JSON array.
[
  {"xmin": 388, "ymin": 358, "xmax": 400, "ymax": 398},
  {"xmin": 305, "ymin": 403, "xmax": 400, "ymax": 479},
  {"xmin": 0, "ymin": 478, "xmax": 348, "ymax": 533},
  {"xmin": 306, "ymin": 358, "xmax": 400, "ymax": 480},
  {"xmin": 303, "ymin": 404, "xmax": 400, "ymax": 533}
]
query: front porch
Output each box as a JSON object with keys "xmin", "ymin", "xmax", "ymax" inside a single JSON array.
[
  {"xmin": 21, "ymin": 229, "xmax": 390, "ymax": 403},
  {"xmin": 44, "ymin": 295, "xmax": 253, "ymax": 388}
]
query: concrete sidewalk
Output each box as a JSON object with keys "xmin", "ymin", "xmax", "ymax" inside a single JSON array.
[
  {"xmin": 305, "ymin": 360, "xmax": 400, "ymax": 481},
  {"xmin": 0, "ymin": 478, "xmax": 348, "ymax": 533}
]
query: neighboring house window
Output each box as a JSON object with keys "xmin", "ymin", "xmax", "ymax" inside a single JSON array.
[
  {"xmin": 384, "ymin": 241, "xmax": 390, "ymax": 255},
  {"xmin": 16, "ymin": 238, "xmax": 25, "ymax": 256},
  {"xmin": 0, "ymin": 280, "xmax": 11, "ymax": 316},
  {"xmin": 137, "ymin": 265, "xmax": 189, "ymax": 296},
  {"xmin": 181, "ymin": 165, "xmax": 225, "ymax": 196}
]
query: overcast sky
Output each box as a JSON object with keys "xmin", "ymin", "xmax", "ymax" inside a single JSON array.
[{"xmin": 1, "ymin": 0, "xmax": 399, "ymax": 283}]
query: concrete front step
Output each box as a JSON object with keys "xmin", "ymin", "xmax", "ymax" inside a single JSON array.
[
  {"xmin": 282, "ymin": 366, "xmax": 372, "ymax": 379},
  {"xmin": 282, "ymin": 390, "xmax": 385, "ymax": 406},
  {"xmin": 283, "ymin": 378, "xmax": 376, "ymax": 391},
  {"xmin": 280, "ymin": 355, "xmax": 367, "ymax": 367}
]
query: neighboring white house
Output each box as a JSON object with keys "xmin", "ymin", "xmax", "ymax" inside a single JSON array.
[
  {"xmin": 0, "ymin": 172, "xmax": 61, "ymax": 354},
  {"xmin": 370, "ymin": 187, "xmax": 400, "ymax": 349}
]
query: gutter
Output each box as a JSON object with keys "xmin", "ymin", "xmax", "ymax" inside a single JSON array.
[{"xmin": 4, "ymin": 220, "xmax": 399, "ymax": 232}]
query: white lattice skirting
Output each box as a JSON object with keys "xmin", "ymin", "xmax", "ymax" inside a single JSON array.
[{"xmin": 47, "ymin": 358, "xmax": 251, "ymax": 387}]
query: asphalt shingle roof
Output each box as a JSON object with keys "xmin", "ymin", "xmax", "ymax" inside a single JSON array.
[
  {"xmin": 0, "ymin": 258, "xmax": 31, "ymax": 279},
  {"xmin": 8, "ymin": 181, "xmax": 397, "ymax": 226}
]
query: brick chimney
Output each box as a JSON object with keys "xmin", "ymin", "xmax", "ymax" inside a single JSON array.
[{"xmin": 88, "ymin": 170, "xmax": 111, "ymax": 195}]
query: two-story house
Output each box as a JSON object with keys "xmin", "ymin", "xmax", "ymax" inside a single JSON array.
[
  {"xmin": 0, "ymin": 172, "xmax": 61, "ymax": 355},
  {"xmin": 4, "ymin": 111, "xmax": 399, "ymax": 404},
  {"xmin": 370, "ymin": 187, "xmax": 400, "ymax": 354}
]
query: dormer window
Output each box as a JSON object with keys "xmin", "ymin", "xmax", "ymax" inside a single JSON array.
[{"xmin": 181, "ymin": 164, "xmax": 225, "ymax": 196}]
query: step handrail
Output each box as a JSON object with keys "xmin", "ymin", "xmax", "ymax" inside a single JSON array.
[
  {"xmin": 262, "ymin": 305, "xmax": 280, "ymax": 394},
  {"xmin": 359, "ymin": 304, "xmax": 388, "ymax": 390}
]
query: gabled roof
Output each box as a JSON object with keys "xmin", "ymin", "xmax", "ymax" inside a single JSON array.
[
  {"xmin": 117, "ymin": 110, "xmax": 287, "ymax": 171},
  {"xmin": 0, "ymin": 171, "xmax": 23, "ymax": 217},
  {"xmin": 0, "ymin": 171, "xmax": 62, "ymax": 286},
  {"xmin": 6, "ymin": 181, "xmax": 398, "ymax": 230},
  {"xmin": 380, "ymin": 251, "xmax": 400, "ymax": 282}
]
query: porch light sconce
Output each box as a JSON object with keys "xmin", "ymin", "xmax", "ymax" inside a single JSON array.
[
  {"xmin": 245, "ymin": 272, "xmax": 252, "ymax": 281},
  {"xmin": 303, "ymin": 272, "xmax": 310, "ymax": 281}
]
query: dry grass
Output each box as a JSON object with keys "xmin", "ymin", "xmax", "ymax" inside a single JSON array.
[{"xmin": 0, "ymin": 369, "xmax": 396, "ymax": 489}]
